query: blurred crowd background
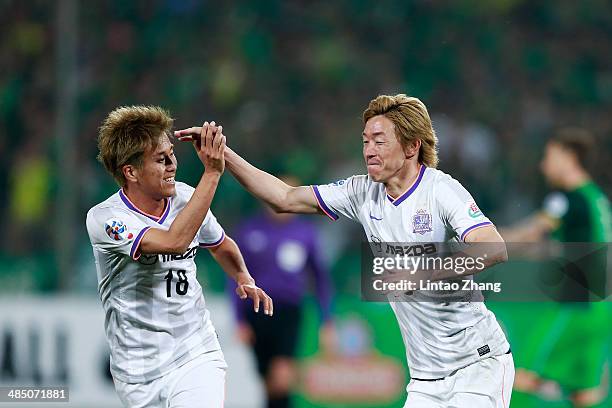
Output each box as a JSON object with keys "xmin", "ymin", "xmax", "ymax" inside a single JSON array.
[
  {"xmin": 2, "ymin": 0, "xmax": 612, "ymax": 289},
  {"xmin": 0, "ymin": 1, "xmax": 610, "ymax": 407}
]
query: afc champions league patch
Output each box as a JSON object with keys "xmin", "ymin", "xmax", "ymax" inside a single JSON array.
[
  {"xmin": 412, "ymin": 209, "xmax": 433, "ymax": 235},
  {"xmin": 468, "ymin": 201, "xmax": 483, "ymax": 218},
  {"xmin": 104, "ymin": 218, "xmax": 134, "ymax": 241}
]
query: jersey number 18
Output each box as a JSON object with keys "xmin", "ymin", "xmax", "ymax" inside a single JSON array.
[{"xmin": 164, "ymin": 269, "xmax": 189, "ymax": 297}]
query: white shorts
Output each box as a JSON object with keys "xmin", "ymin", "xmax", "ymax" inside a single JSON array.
[
  {"xmin": 114, "ymin": 349, "xmax": 227, "ymax": 408},
  {"xmin": 404, "ymin": 353, "xmax": 514, "ymax": 408}
]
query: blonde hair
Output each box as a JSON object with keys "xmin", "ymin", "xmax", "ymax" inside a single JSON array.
[
  {"xmin": 98, "ymin": 105, "xmax": 174, "ymax": 186},
  {"xmin": 363, "ymin": 94, "xmax": 438, "ymax": 168}
]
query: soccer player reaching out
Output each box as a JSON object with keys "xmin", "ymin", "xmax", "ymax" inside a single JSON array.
[
  {"xmin": 86, "ymin": 106, "xmax": 272, "ymax": 408},
  {"xmin": 176, "ymin": 94, "xmax": 514, "ymax": 408}
]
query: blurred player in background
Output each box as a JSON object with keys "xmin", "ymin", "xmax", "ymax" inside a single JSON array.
[
  {"xmin": 177, "ymin": 94, "xmax": 514, "ymax": 408},
  {"xmin": 86, "ymin": 107, "xmax": 272, "ymax": 408},
  {"xmin": 503, "ymin": 128, "xmax": 611, "ymax": 407},
  {"xmin": 228, "ymin": 175, "xmax": 334, "ymax": 408}
]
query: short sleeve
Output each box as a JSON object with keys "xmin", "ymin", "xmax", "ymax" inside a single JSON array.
[
  {"xmin": 197, "ymin": 210, "xmax": 225, "ymax": 248},
  {"xmin": 436, "ymin": 174, "xmax": 493, "ymax": 241},
  {"xmin": 86, "ymin": 207, "xmax": 152, "ymax": 260},
  {"xmin": 311, "ymin": 175, "xmax": 369, "ymax": 222}
]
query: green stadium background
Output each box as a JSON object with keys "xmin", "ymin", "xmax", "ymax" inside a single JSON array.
[{"xmin": 0, "ymin": 1, "xmax": 610, "ymax": 407}]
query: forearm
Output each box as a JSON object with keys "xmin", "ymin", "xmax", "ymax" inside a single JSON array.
[
  {"xmin": 428, "ymin": 244, "xmax": 507, "ymax": 281},
  {"xmin": 142, "ymin": 171, "xmax": 221, "ymax": 254},
  {"xmin": 225, "ymin": 147, "xmax": 294, "ymax": 212},
  {"xmin": 430, "ymin": 225, "xmax": 509, "ymax": 281},
  {"xmin": 212, "ymin": 237, "xmax": 273, "ymax": 316},
  {"xmin": 384, "ymin": 234, "xmax": 508, "ymax": 283},
  {"xmin": 171, "ymin": 172, "xmax": 221, "ymax": 245},
  {"xmin": 210, "ymin": 237, "xmax": 255, "ymax": 285}
]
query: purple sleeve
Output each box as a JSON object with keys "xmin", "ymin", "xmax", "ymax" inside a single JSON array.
[{"xmin": 307, "ymin": 227, "xmax": 333, "ymax": 322}]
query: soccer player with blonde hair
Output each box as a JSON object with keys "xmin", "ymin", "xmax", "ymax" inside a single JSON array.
[
  {"xmin": 177, "ymin": 94, "xmax": 514, "ymax": 407},
  {"xmin": 87, "ymin": 106, "xmax": 272, "ymax": 407}
]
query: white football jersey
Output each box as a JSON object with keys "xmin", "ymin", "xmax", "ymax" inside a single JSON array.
[
  {"xmin": 86, "ymin": 182, "xmax": 225, "ymax": 383},
  {"xmin": 313, "ymin": 165, "xmax": 510, "ymax": 379}
]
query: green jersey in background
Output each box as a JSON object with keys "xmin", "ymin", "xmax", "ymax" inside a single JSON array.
[{"xmin": 492, "ymin": 181, "xmax": 611, "ymax": 407}]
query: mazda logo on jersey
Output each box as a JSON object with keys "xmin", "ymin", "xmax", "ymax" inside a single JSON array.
[
  {"xmin": 137, "ymin": 246, "xmax": 198, "ymax": 265},
  {"xmin": 385, "ymin": 243, "xmax": 437, "ymax": 256},
  {"xmin": 159, "ymin": 246, "xmax": 198, "ymax": 263}
]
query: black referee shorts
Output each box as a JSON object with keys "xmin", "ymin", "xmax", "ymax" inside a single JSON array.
[{"xmin": 245, "ymin": 303, "xmax": 302, "ymax": 376}]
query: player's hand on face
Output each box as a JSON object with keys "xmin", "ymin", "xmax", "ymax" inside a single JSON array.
[{"xmin": 235, "ymin": 282, "xmax": 273, "ymax": 316}]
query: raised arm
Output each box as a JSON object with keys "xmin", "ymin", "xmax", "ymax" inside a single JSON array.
[
  {"xmin": 140, "ymin": 123, "xmax": 225, "ymax": 255},
  {"xmin": 225, "ymin": 146, "xmax": 320, "ymax": 214},
  {"xmin": 175, "ymin": 127, "xmax": 322, "ymax": 215}
]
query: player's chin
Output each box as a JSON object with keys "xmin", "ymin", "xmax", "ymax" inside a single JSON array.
[
  {"xmin": 162, "ymin": 183, "xmax": 176, "ymax": 197},
  {"xmin": 367, "ymin": 167, "xmax": 383, "ymax": 181}
]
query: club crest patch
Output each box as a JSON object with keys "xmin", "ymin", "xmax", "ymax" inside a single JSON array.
[
  {"xmin": 105, "ymin": 218, "xmax": 133, "ymax": 241},
  {"xmin": 413, "ymin": 209, "xmax": 433, "ymax": 235},
  {"xmin": 468, "ymin": 201, "xmax": 483, "ymax": 218}
]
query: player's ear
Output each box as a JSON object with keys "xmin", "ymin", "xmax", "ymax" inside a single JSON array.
[
  {"xmin": 404, "ymin": 139, "xmax": 421, "ymax": 159},
  {"xmin": 123, "ymin": 164, "xmax": 138, "ymax": 183}
]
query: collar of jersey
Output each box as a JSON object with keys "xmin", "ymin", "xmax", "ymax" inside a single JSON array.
[
  {"xmin": 386, "ymin": 164, "xmax": 426, "ymax": 206},
  {"xmin": 119, "ymin": 189, "xmax": 171, "ymax": 224}
]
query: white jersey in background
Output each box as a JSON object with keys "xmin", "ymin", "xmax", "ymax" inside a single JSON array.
[
  {"xmin": 313, "ymin": 165, "xmax": 510, "ymax": 380},
  {"xmin": 86, "ymin": 182, "xmax": 226, "ymax": 384}
]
